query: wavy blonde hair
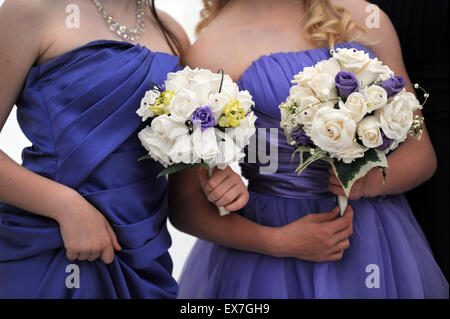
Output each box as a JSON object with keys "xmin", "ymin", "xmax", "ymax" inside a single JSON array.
[{"xmin": 196, "ymin": 0, "xmax": 364, "ymax": 48}]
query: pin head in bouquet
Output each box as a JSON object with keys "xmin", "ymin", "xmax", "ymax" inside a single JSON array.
[{"xmin": 279, "ymin": 46, "xmax": 428, "ymax": 212}]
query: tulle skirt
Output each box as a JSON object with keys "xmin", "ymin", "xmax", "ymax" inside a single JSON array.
[{"xmin": 178, "ymin": 192, "xmax": 449, "ymax": 299}]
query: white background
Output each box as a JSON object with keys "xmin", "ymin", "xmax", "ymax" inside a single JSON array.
[{"xmin": 0, "ymin": 0, "xmax": 206, "ymax": 281}]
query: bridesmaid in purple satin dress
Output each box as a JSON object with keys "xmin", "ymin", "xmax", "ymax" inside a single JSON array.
[
  {"xmin": 0, "ymin": 0, "xmax": 193, "ymax": 298},
  {"xmin": 175, "ymin": 0, "xmax": 449, "ymax": 298}
]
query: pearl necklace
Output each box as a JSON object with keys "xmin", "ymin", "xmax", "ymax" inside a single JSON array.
[{"xmin": 92, "ymin": 0, "xmax": 146, "ymax": 42}]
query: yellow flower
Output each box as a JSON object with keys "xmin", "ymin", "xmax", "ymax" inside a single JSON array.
[
  {"xmin": 149, "ymin": 90, "xmax": 174, "ymax": 115},
  {"xmin": 160, "ymin": 90, "xmax": 174, "ymax": 106},
  {"xmin": 218, "ymin": 99, "xmax": 246, "ymax": 128}
]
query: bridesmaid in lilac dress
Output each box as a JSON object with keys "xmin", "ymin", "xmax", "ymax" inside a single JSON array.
[{"xmin": 176, "ymin": 0, "xmax": 449, "ymax": 298}]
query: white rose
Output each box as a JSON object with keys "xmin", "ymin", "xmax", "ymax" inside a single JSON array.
[
  {"xmin": 400, "ymin": 92, "xmax": 421, "ymax": 112},
  {"xmin": 292, "ymin": 66, "xmax": 319, "ymax": 86},
  {"xmin": 237, "ymin": 90, "xmax": 255, "ymax": 114},
  {"xmin": 137, "ymin": 90, "xmax": 160, "ymax": 121},
  {"xmin": 330, "ymin": 142, "xmax": 367, "ymax": 164},
  {"xmin": 307, "ymin": 73, "xmax": 338, "ymax": 100},
  {"xmin": 230, "ymin": 111, "xmax": 257, "ymax": 148},
  {"xmin": 189, "ymin": 68, "xmax": 221, "ymax": 105},
  {"xmin": 213, "ymin": 129, "xmax": 245, "ymax": 168},
  {"xmin": 290, "ymin": 86, "xmax": 320, "ymax": 108},
  {"xmin": 151, "ymin": 114, "xmax": 189, "ymax": 140},
  {"xmin": 364, "ymin": 85, "xmax": 388, "ymax": 113},
  {"xmin": 165, "ymin": 72, "xmax": 189, "ymax": 94},
  {"xmin": 189, "ymin": 78, "xmax": 210, "ymax": 106},
  {"xmin": 175, "ymin": 66, "xmax": 194, "ymax": 79},
  {"xmin": 375, "ymin": 94, "xmax": 414, "ymax": 142},
  {"xmin": 219, "ymin": 75, "xmax": 239, "ymax": 100},
  {"xmin": 169, "ymin": 134, "xmax": 199, "ymax": 164},
  {"xmin": 356, "ymin": 58, "xmax": 387, "ymax": 88},
  {"xmin": 138, "ymin": 126, "xmax": 174, "ymax": 167},
  {"xmin": 168, "ymin": 88, "xmax": 199, "ymax": 122},
  {"xmin": 357, "ymin": 116, "xmax": 383, "ymax": 148},
  {"xmin": 333, "ymin": 48, "xmax": 371, "ymax": 72},
  {"xmin": 192, "ymin": 126, "xmax": 220, "ymax": 161},
  {"xmin": 206, "ymin": 72, "xmax": 223, "ymax": 94},
  {"xmin": 208, "ymin": 93, "xmax": 230, "ymax": 120},
  {"xmin": 377, "ymin": 65, "xmax": 394, "ymax": 82},
  {"xmin": 310, "ymin": 107, "xmax": 357, "ymax": 153},
  {"xmin": 340, "ymin": 92, "xmax": 368, "ymax": 122},
  {"xmin": 315, "ymin": 58, "xmax": 341, "ymax": 78}
]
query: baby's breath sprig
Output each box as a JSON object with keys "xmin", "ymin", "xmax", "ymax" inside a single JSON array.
[{"xmin": 409, "ymin": 115, "xmax": 425, "ymax": 140}]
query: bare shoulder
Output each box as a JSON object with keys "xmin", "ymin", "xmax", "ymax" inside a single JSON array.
[
  {"xmin": 0, "ymin": 0, "xmax": 53, "ymax": 31},
  {"xmin": 334, "ymin": 0, "xmax": 398, "ymax": 48},
  {"xmin": 0, "ymin": 0, "xmax": 52, "ymax": 15},
  {"xmin": 0, "ymin": 0, "xmax": 57, "ymax": 61},
  {"xmin": 155, "ymin": 9, "xmax": 191, "ymax": 54}
]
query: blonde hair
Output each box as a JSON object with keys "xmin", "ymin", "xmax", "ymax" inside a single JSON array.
[{"xmin": 196, "ymin": 0, "xmax": 364, "ymax": 49}]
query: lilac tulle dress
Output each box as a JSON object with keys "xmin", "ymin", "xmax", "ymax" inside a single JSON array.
[{"xmin": 177, "ymin": 42, "xmax": 449, "ymax": 299}]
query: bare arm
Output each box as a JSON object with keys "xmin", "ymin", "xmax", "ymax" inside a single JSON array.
[
  {"xmin": 329, "ymin": 4, "xmax": 436, "ymax": 199},
  {"xmin": 169, "ymin": 167, "xmax": 355, "ymax": 262},
  {"xmin": 368, "ymin": 10, "xmax": 437, "ymax": 195}
]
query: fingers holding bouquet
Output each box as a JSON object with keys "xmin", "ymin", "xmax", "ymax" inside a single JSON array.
[
  {"xmin": 273, "ymin": 205, "xmax": 355, "ymax": 262},
  {"xmin": 197, "ymin": 165, "xmax": 249, "ymax": 212}
]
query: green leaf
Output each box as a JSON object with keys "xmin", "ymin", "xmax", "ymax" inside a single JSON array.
[
  {"xmin": 138, "ymin": 154, "xmax": 154, "ymax": 162},
  {"xmin": 156, "ymin": 161, "xmax": 210, "ymax": 178},
  {"xmin": 156, "ymin": 162, "xmax": 198, "ymax": 178},
  {"xmin": 201, "ymin": 161, "xmax": 210, "ymax": 170},
  {"xmin": 292, "ymin": 146, "xmax": 328, "ymax": 175},
  {"xmin": 324, "ymin": 148, "xmax": 388, "ymax": 197}
]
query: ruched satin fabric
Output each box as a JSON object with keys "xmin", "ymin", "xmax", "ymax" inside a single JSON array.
[
  {"xmin": 0, "ymin": 40, "xmax": 180, "ymax": 298},
  {"xmin": 178, "ymin": 42, "xmax": 449, "ymax": 299}
]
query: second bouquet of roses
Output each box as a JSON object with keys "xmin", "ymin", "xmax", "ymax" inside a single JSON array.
[{"xmin": 279, "ymin": 47, "xmax": 427, "ymax": 214}]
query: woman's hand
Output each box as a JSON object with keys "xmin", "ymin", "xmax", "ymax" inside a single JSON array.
[
  {"xmin": 328, "ymin": 166, "xmax": 384, "ymax": 200},
  {"xmin": 56, "ymin": 190, "xmax": 122, "ymax": 264},
  {"xmin": 197, "ymin": 165, "xmax": 249, "ymax": 212},
  {"xmin": 270, "ymin": 205, "xmax": 354, "ymax": 262}
]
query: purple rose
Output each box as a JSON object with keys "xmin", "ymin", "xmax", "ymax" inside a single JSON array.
[
  {"xmin": 291, "ymin": 129, "xmax": 311, "ymax": 146},
  {"xmin": 191, "ymin": 106, "xmax": 217, "ymax": 131},
  {"xmin": 335, "ymin": 71, "xmax": 360, "ymax": 98},
  {"xmin": 380, "ymin": 75, "xmax": 406, "ymax": 98},
  {"xmin": 379, "ymin": 131, "xmax": 393, "ymax": 151}
]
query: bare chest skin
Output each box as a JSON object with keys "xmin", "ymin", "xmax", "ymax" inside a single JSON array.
[
  {"xmin": 37, "ymin": 0, "xmax": 174, "ymax": 65},
  {"xmin": 184, "ymin": 5, "xmax": 312, "ymax": 81}
]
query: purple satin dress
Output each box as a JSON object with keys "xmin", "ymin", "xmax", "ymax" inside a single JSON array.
[
  {"xmin": 0, "ymin": 40, "xmax": 180, "ymax": 298},
  {"xmin": 177, "ymin": 42, "xmax": 449, "ymax": 299}
]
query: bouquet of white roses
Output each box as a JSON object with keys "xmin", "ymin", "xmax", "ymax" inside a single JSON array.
[
  {"xmin": 137, "ymin": 66, "xmax": 256, "ymax": 215},
  {"xmin": 279, "ymin": 47, "xmax": 427, "ymax": 214}
]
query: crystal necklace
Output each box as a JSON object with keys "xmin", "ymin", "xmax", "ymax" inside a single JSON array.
[{"xmin": 92, "ymin": 0, "xmax": 146, "ymax": 42}]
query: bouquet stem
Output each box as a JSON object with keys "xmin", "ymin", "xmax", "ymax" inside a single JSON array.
[
  {"xmin": 337, "ymin": 195, "xmax": 348, "ymax": 217},
  {"xmin": 207, "ymin": 166, "xmax": 230, "ymax": 216}
]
